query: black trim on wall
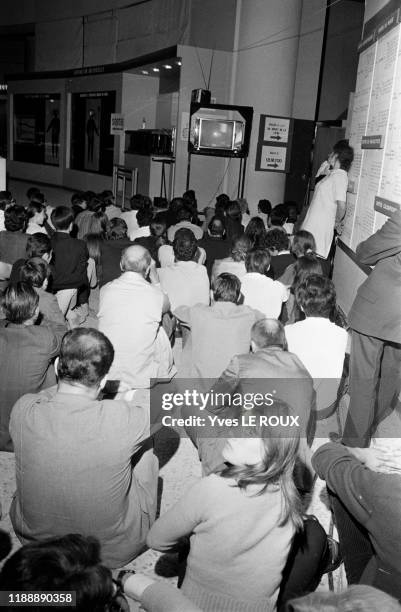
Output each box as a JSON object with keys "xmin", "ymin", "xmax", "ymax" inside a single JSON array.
[{"xmin": 6, "ymin": 46, "xmax": 178, "ymax": 81}]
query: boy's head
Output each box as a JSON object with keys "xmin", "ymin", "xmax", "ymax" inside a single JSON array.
[
  {"xmin": 245, "ymin": 249, "xmax": 271, "ymax": 274},
  {"xmin": 19, "ymin": 257, "xmax": 51, "ymax": 290},
  {"xmin": 51, "ymin": 207, "xmax": 74, "ymax": 232},
  {"xmin": 4, "ymin": 205, "xmax": 27, "ymax": 233},
  {"xmin": 26, "ymin": 233, "xmax": 52, "ymax": 262},
  {"xmin": 2, "ymin": 282, "xmax": 39, "ymax": 325}
]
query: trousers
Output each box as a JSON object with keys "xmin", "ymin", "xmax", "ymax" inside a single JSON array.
[{"xmin": 343, "ymin": 330, "xmax": 401, "ymax": 446}]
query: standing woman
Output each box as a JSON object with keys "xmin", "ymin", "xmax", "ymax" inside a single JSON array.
[{"xmin": 301, "ymin": 140, "xmax": 353, "ymax": 273}]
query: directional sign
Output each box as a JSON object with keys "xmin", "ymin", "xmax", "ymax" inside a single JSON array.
[
  {"xmin": 259, "ymin": 145, "xmax": 287, "ymax": 171},
  {"xmin": 263, "ymin": 117, "xmax": 290, "ymax": 144}
]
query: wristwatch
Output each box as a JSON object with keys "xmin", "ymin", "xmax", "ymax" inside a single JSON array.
[{"xmin": 116, "ymin": 569, "xmax": 136, "ymax": 591}]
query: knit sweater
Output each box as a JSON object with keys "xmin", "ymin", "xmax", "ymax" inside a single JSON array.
[{"xmin": 147, "ymin": 474, "xmax": 294, "ymax": 611}]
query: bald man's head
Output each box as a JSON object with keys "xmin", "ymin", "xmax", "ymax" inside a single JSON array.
[
  {"xmin": 120, "ymin": 245, "xmax": 151, "ymax": 277},
  {"xmin": 251, "ymin": 318, "xmax": 286, "ymax": 350}
]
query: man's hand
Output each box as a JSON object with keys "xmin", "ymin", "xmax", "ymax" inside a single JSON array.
[{"xmin": 348, "ymin": 446, "xmax": 401, "ymax": 473}]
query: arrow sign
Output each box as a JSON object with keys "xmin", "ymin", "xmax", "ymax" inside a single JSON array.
[
  {"xmin": 264, "ymin": 117, "xmax": 290, "ymax": 143},
  {"xmin": 259, "ymin": 145, "xmax": 287, "ymax": 171}
]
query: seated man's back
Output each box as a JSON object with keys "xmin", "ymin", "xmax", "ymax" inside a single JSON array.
[
  {"xmin": 98, "ymin": 245, "xmax": 174, "ymax": 389},
  {"xmin": 9, "ymin": 328, "xmax": 158, "ymax": 569},
  {"xmin": 175, "ymin": 274, "xmax": 259, "ymax": 379},
  {"xmin": 158, "ymin": 228, "xmax": 209, "ymax": 310},
  {"xmin": 10, "ymin": 388, "xmax": 156, "ymax": 568}
]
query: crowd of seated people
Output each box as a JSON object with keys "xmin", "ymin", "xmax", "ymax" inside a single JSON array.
[{"xmin": 0, "ymin": 184, "xmax": 400, "ymax": 611}]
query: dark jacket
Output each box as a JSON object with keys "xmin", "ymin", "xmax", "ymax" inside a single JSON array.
[
  {"xmin": 313, "ymin": 442, "xmax": 401, "ymax": 599},
  {"xmin": 348, "ymin": 210, "xmax": 401, "ymax": 343},
  {"xmin": 198, "ymin": 234, "xmax": 230, "ymax": 278},
  {"xmin": 99, "ymin": 238, "xmax": 134, "ymax": 287},
  {"xmin": 51, "ymin": 232, "xmax": 88, "ymax": 292},
  {"xmin": 0, "ymin": 319, "xmax": 65, "ymax": 451}
]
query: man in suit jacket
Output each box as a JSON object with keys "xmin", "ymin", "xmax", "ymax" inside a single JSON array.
[
  {"xmin": 343, "ymin": 209, "xmax": 401, "ymax": 446},
  {"xmin": 0, "ymin": 283, "xmax": 65, "ymax": 451},
  {"xmin": 182, "ymin": 319, "xmax": 316, "ymax": 482},
  {"xmin": 50, "ymin": 206, "xmax": 88, "ymax": 316}
]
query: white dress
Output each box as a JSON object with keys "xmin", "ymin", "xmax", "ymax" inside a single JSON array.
[{"xmin": 301, "ymin": 168, "xmax": 348, "ymax": 258}]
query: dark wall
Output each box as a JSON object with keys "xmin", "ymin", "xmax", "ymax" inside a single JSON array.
[{"xmin": 318, "ymin": 0, "xmax": 364, "ymax": 120}]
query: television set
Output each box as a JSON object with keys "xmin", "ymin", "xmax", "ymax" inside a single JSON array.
[{"xmin": 193, "ymin": 118, "xmax": 245, "ymax": 153}]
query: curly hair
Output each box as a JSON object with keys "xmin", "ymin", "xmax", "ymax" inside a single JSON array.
[
  {"xmin": 295, "ymin": 273, "xmax": 336, "ymax": 318},
  {"xmin": 173, "ymin": 228, "xmax": 197, "ymax": 261},
  {"xmin": 4, "ymin": 205, "xmax": 27, "ymax": 232},
  {"xmin": 265, "ymin": 228, "xmax": 289, "ymax": 253}
]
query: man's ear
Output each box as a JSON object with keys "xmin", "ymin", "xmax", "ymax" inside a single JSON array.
[
  {"xmin": 251, "ymin": 340, "xmax": 257, "ymax": 353},
  {"xmin": 54, "ymin": 357, "xmax": 59, "ymax": 377}
]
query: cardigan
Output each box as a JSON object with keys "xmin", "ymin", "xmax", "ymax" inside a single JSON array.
[{"xmin": 147, "ymin": 474, "xmax": 294, "ymax": 611}]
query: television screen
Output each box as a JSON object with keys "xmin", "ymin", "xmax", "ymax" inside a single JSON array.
[{"xmin": 199, "ymin": 119, "xmax": 234, "ymax": 149}]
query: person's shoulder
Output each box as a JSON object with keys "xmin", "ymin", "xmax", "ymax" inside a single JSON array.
[
  {"xmin": 100, "ymin": 398, "xmax": 149, "ymax": 433},
  {"xmin": 12, "ymin": 388, "xmax": 55, "ymax": 414},
  {"xmin": 192, "ymin": 473, "xmax": 225, "ymax": 497}
]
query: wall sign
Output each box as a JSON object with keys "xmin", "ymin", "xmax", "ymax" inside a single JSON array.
[
  {"xmin": 258, "ymin": 145, "xmax": 287, "ymax": 171},
  {"xmin": 263, "ymin": 117, "xmax": 290, "ymax": 144},
  {"xmin": 110, "ymin": 113, "xmax": 125, "ymax": 135},
  {"xmin": 374, "ymin": 195, "xmax": 400, "ymax": 216},
  {"xmin": 255, "ymin": 114, "xmax": 293, "ymax": 173}
]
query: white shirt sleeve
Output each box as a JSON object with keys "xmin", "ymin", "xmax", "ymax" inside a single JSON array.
[{"xmin": 333, "ymin": 171, "xmax": 348, "ymax": 202}]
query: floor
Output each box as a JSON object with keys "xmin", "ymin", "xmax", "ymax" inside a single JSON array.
[
  {"xmin": 0, "ymin": 337, "xmax": 347, "ymax": 609},
  {"xmin": 1, "ymin": 178, "xmax": 347, "ymax": 607}
]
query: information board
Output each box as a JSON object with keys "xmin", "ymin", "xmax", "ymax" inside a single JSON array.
[{"xmin": 341, "ymin": 12, "xmax": 401, "ymax": 250}]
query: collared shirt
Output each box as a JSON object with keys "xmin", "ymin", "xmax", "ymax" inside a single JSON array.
[
  {"xmin": 26, "ymin": 222, "xmax": 48, "ymax": 235},
  {"xmin": 9, "ymin": 388, "xmax": 156, "ymax": 568},
  {"xmin": 167, "ymin": 221, "xmax": 203, "ymax": 242},
  {"xmin": 285, "ymin": 317, "xmax": 348, "ymax": 379},
  {"xmin": 211, "ymin": 258, "xmax": 247, "ymax": 284},
  {"xmin": 98, "ymin": 272, "xmax": 164, "ymax": 388},
  {"xmin": 175, "ymin": 301, "xmax": 259, "ymax": 378},
  {"xmin": 129, "ymin": 225, "xmax": 151, "ymax": 241},
  {"xmin": 120, "ymin": 210, "xmax": 139, "ymax": 239},
  {"xmin": 241, "ymin": 273, "xmax": 288, "ymax": 319},
  {"xmin": 285, "ymin": 317, "xmax": 348, "ymax": 410},
  {"xmin": 158, "ymin": 261, "xmax": 209, "ymax": 310}
]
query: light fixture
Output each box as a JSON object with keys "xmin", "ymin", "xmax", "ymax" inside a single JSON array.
[
  {"xmin": 152, "ymin": 67, "xmax": 160, "ymax": 72},
  {"xmin": 163, "ymin": 64, "xmax": 172, "ymax": 69},
  {"xmin": 176, "ymin": 60, "xmax": 182, "ymax": 66},
  {"xmin": 142, "ymin": 70, "xmax": 149, "ymax": 75}
]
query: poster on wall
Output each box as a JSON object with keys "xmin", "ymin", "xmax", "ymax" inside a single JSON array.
[
  {"xmin": 44, "ymin": 99, "xmax": 61, "ymax": 165},
  {"xmin": 379, "ymin": 27, "xmax": 401, "ymax": 207},
  {"xmin": 14, "ymin": 94, "xmax": 61, "ymax": 166},
  {"xmin": 351, "ymin": 149, "xmax": 384, "ymax": 250},
  {"xmin": 70, "ymin": 91, "xmax": 116, "ymax": 176},
  {"xmin": 85, "ymin": 103, "xmax": 101, "ymax": 172}
]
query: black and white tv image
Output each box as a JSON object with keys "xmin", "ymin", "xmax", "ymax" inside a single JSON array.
[
  {"xmin": 196, "ymin": 118, "xmax": 244, "ymax": 151},
  {"xmin": 188, "ymin": 104, "xmax": 253, "ymax": 158},
  {"xmin": 193, "ymin": 118, "xmax": 245, "ymax": 152}
]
